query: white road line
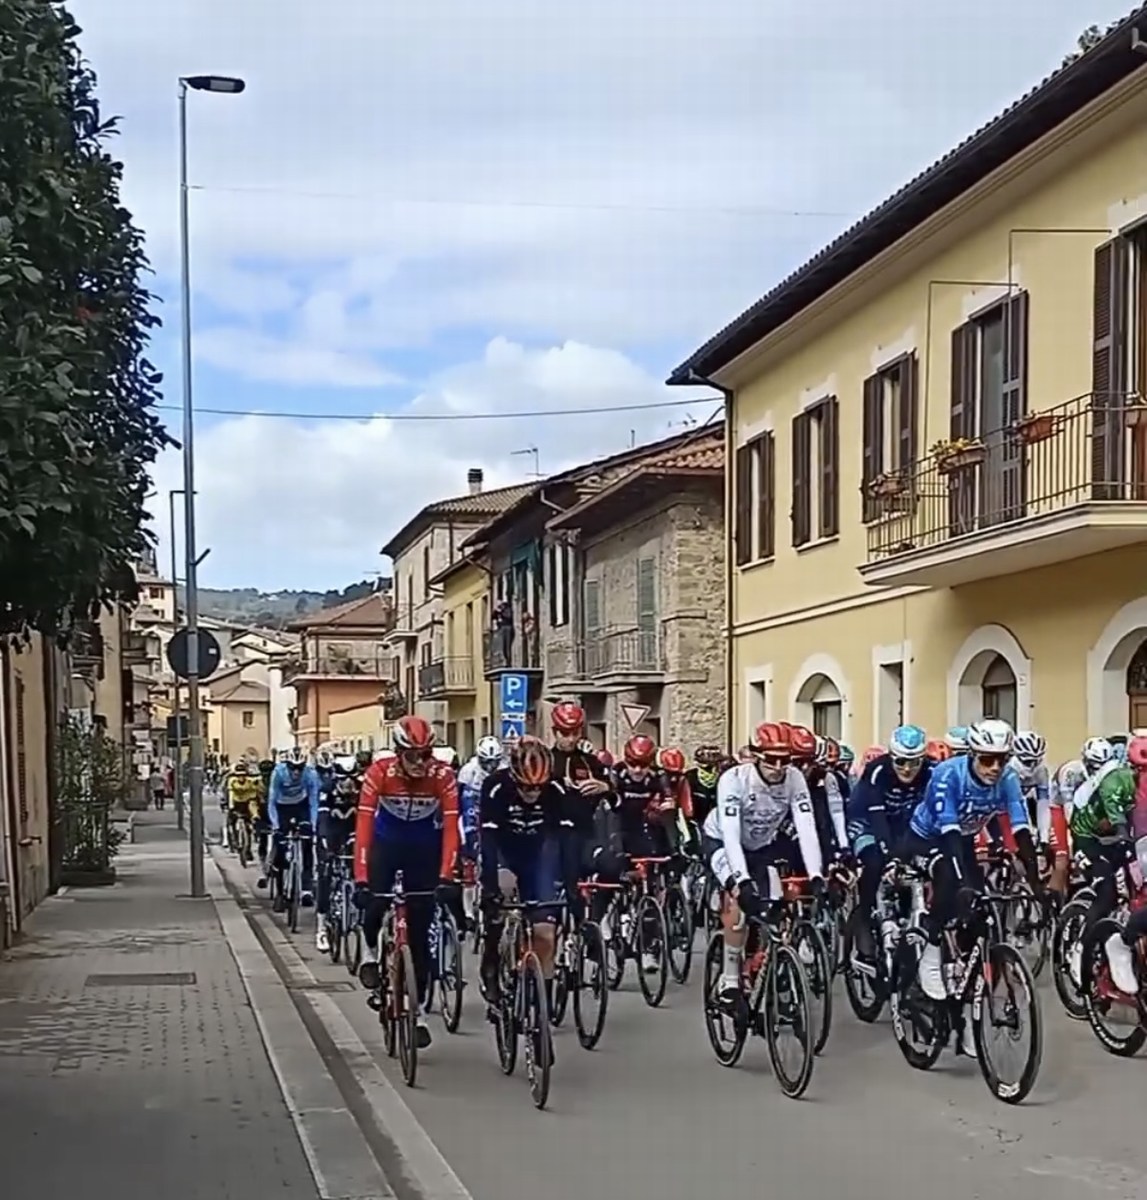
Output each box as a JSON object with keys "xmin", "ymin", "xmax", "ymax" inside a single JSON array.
[
  {"xmin": 214, "ymin": 850, "xmax": 476, "ymax": 1200},
  {"xmin": 208, "ymin": 852, "xmax": 395, "ymax": 1200}
]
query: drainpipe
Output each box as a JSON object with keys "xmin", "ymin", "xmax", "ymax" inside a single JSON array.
[
  {"xmin": 685, "ymin": 371, "xmax": 734, "ymax": 750},
  {"xmin": 0, "ymin": 645, "xmax": 15, "ymax": 943}
]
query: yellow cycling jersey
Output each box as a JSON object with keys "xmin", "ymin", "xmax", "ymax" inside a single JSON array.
[{"xmin": 227, "ymin": 774, "xmax": 263, "ymax": 809}]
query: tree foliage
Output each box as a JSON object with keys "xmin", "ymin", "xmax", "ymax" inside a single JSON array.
[
  {"xmin": 0, "ymin": 1, "xmax": 171, "ymax": 638},
  {"xmin": 1062, "ymin": 21, "xmax": 1119, "ymax": 67}
]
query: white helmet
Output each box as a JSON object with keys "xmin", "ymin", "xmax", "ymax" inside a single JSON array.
[
  {"xmin": 315, "ymin": 748, "xmax": 334, "ymax": 770},
  {"xmin": 1012, "ymin": 731, "xmax": 1046, "ymax": 764},
  {"xmin": 966, "ymin": 719, "xmax": 1013, "ymax": 755},
  {"xmin": 286, "ymin": 746, "xmax": 307, "ymax": 767},
  {"xmin": 476, "ymin": 736, "xmax": 502, "ymax": 768},
  {"xmin": 1081, "ymin": 736, "xmax": 1115, "ymax": 769}
]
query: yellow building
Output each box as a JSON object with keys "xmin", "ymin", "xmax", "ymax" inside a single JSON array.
[
  {"xmin": 328, "ymin": 700, "xmax": 385, "ymax": 755},
  {"xmin": 424, "ymin": 556, "xmax": 492, "ymax": 757},
  {"xmin": 670, "ymin": 18, "xmax": 1147, "ymax": 765}
]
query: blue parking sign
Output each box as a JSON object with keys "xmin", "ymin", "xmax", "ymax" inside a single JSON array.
[{"xmin": 500, "ymin": 673, "xmax": 528, "ymax": 714}]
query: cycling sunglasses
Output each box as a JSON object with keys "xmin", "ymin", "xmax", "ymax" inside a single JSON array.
[
  {"xmin": 756, "ymin": 752, "xmax": 790, "ymax": 768},
  {"xmin": 891, "ymin": 756, "xmax": 922, "ymax": 769},
  {"xmin": 399, "ymin": 747, "xmax": 434, "ymax": 765},
  {"xmin": 973, "ymin": 752, "xmax": 1009, "ymax": 769}
]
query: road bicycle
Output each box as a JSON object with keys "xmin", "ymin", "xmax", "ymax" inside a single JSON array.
[
  {"xmin": 322, "ymin": 839, "xmax": 363, "ymax": 974},
  {"xmin": 601, "ymin": 855, "xmax": 672, "ymax": 1007},
  {"xmin": 424, "ymin": 899, "xmax": 465, "ymax": 1034},
  {"xmin": 229, "ymin": 807, "xmax": 254, "ymax": 869},
  {"xmin": 279, "ymin": 820, "xmax": 311, "ymax": 935}
]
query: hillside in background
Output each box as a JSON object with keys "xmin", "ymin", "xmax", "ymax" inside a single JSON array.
[{"xmin": 180, "ymin": 579, "xmax": 386, "ymax": 628}]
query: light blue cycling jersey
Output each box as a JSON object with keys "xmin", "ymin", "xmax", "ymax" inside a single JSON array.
[
  {"xmin": 909, "ymin": 755, "xmax": 1030, "ymax": 840},
  {"xmin": 268, "ymin": 762, "xmax": 321, "ymax": 829}
]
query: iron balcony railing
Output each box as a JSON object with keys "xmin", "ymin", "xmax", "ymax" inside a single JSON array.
[
  {"xmin": 282, "ymin": 652, "xmax": 396, "ymax": 682},
  {"xmin": 865, "ymin": 391, "xmax": 1147, "ymax": 563},
  {"xmin": 581, "ymin": 627, "xmax": 664, "ymax": 676},
  {"xmin": 483, "ymin": 628, "xmax": 542, "ymax": 675},
  {"xmin": 418, "ymin": 657, "xmax": 476, "ymax": 697}
]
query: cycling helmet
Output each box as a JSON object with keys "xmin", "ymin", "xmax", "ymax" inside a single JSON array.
[
  {"xmin": 392, "ymin": 714, "xmax": 435, "ymax": 753},
  {"xmin": 812, "ymin": 735, "xmax": 830, "ymax": 764},
  {"xmin": 694, "ymin": 744, "xmax": 722, "ymax": 767},
  {"xmin": 822, "ymin": 737, "xmax": 841, "ymax": 766},
  {"xmin": 861, "ymin": 745, "xmax": 885, "ymax": 768},
  {"xmin": 966, "ymin": 719, "xmax": 1014, "ymax": 755},
  {"xmin": 1127, "ymin": 734, "xmax": 1147, "ymax": 770},
  {"xmin": 476, "ymin": 736, "xmax": 502, "ymax": 768},
  {"xmin": 551, "ymin": 701, "xmax": 586, "ymax": 735},
  {"xmin": 509, "ymin": 736, "xmax": 553, "ymax": 788},
  {"xmin": 354, "ymin": 749, "xmax": 373, "ymax": 769},
  {"xmin": 577, "ymin": 738, "xmax": 597, "ymax": 756},
  {"xmin": 315, "ymin": 748, "xmax": 334, "ymax": 770},
  {"xmin": 286, "ymin": 746, "xmax": 307, "ymax": 767},
  {"xmin": 658, "ymin": 747, "xmax": 686, "ymax": 775},
  {"xmin": 888, "ymin": 724, "xmax": 927, "ymax": 760},
  {"xmin": 925, "ymin": 738, "xmax": 951, "ymax": 762},
  {"xmin": 750, "ymin": 722, "xmax": 789, "ymax": 756},
  {"xmin": 837, "ymin": 743, "xmax": 855, "ymax": 767},
  {"xmin": 788, "ymin": 725, "xmax": 817, "ymax": 761},
  {"xmin": 245, "ymin": 760, "xmax": 262, "ymax": 776},
  {"xmin": 945, "ymin": 726, "xmax": 969, "ymax": 753},
  {"xmin": 623, "ymin": 734, "xmax": 657, "ymax": 768},
  {"xmin": 1012, "ymin": 731, "xmax": 1046, "ymax": 765},
  {"xmin": 596, "ymin": 748, "xmax": 615, "ymax": 768},
  {"xmin": 1082, "ymin": 736, "xmax": 1115, "ymax": 769}
]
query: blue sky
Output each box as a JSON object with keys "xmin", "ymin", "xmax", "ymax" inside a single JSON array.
[{"xmin": 68, "ymin": 0, "xmax": 1126, "ymax": 590}]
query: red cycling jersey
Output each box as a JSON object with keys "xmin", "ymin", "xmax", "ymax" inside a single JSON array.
[{"xmin": 353, "ymin": 755, "xmax": 460, "ymax": 884}]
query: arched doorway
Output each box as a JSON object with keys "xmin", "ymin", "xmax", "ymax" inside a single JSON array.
[
  {"xmin": 797, "ymin": 673, "xmax": 842, "ymax": 739},
  {"xmin": 980, "ymin": 654, "xmax": 1017, "ymax": 728},
  {"xmin": 1127, "ymin": 639, "xmax": 1147, "ymax": 729}
]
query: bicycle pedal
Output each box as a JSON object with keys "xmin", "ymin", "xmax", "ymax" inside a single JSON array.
[{"xmin": 366, "ymin": 992, "xmax": 382, "ymax": 1012}]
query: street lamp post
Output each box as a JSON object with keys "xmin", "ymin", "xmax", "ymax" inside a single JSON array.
[
  {"xmin": 179, "ymin": 73, "xmax": 246, "ymax": 897},
  {"xmin": 168, "ymin": 487, "xmax": 185, "ymax": 832}
]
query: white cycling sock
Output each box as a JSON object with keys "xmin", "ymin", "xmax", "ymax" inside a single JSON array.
[{"xmin": 723, "ymin": 942, "xmax": 741, "ymax": 983}]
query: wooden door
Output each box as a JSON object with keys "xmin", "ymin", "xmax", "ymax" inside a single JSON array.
[{"xmin": 1129, "ymin": 695, "xmax": 1147, "ymax": 730}]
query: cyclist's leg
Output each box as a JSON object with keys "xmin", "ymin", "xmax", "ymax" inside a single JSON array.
[
  {"xmin": 559, "ymin": 825, "xmax": 587, "ymax": 925},
  {"xmin": 521, "ymin": 835, "xmax": 562, "ymax": 979},
  {"xmin": 906, "ymin": 832, "xmax": 960, "ymax": 1001},
  {"xmin": 850, "ymin": 819, "xmax": 884, "ymax": 956},
  {"xmin": 314, "ymin": 813, "xmax": 334, "ymax": 949},
  {"xmin": 299, "ymin": 821, "xmax": 316, "ymax": 901},
  {"xmin": 402, "ymin": 840, "xmax": 441, "ymax": 1007},
  {"xmin": 360, "ymin": 833, "xmax": 398, "ymax": 989}
]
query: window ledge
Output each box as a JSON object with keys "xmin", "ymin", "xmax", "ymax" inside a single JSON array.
[
  {"xmin": 737, "ymin": 555, "xmax": 775, "ymax": 574},
  {"xmin": 795, "ymin": 535, "xmax": 840, "ymax": 556}
]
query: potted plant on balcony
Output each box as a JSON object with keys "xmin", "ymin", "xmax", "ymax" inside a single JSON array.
[
  {"xmin": 1014, "ymin": 411, "xmax": 1057, "ymax": 445},
  {"xmin": 1124, "ymin": 396, "xmax": 1147, "ymax": 429},
  {"xmin": 866, "ymin": 470, "xmax": 908, "ymax": 500},
  {"xmin": 932, "ymin": 437, "xmax": 987, "ymax": 473}
]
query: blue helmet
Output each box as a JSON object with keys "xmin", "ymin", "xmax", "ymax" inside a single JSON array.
[
  {"xmin": 945, "ymin": 725, "xmax": 969, "ymax": 754},
  {"xmin": 888, "ymin": 724, "xmax": 927, "ymax": 759}
]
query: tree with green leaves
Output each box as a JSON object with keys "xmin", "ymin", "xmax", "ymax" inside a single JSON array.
[{"xmin": 0, "ymin": 1, "xmax": 171, "ymax": 639}]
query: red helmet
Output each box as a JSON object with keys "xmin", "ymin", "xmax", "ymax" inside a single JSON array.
[
  {"xmin": 822, "ymin": 737, "xmax": 841, "ymax": 766},
  {"xmin": 623, "ymin": 735, "xmax": 657, "ymax": 767},
  {"xmin": 596, "ymin": 748, "xmax": 615, "ymax": 768},
  {"xmin": 925, "ymin": 738, "xmax": 951, "ymax": 762},
  {"xmin": 1128, "ymin": 734, "xmax": 1147, "ymax": 770},
  {"xmin": 509, "ymin": 736, "xmax": 553, "ymax": 788},
  {"xmin": 788, "ymin": 725, "xmax": 817, "ymax": 761},
  {"xmin": 392, "ymin": 715, "xmax": 435, "ymax": 753},
  {"xmin": 751, "ymin": 722, "xmax": 790, "ymax": 755},
  {"xmin": 658, "ymin": 747, "xmax": 686, "ymax": 774},
  {"xmin": 551, "ymin": 701, "xmax": 585, "ymax": 735},
  {"xmin": 861, "ymin": 744, "xmax": 885, "ymax": 767}
]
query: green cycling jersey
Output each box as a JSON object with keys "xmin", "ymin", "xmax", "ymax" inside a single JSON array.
[{"xmin": 1069, "ymin": 765, "xmax": 1136, "ymax": 840}]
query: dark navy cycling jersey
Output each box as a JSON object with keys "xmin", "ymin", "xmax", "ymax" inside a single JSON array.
[
  {"xmin": 478, "ymin": 770, "xmax": 563, "ymax": 894},
  {"xmin": 847, "ymin": 754, "xmax": 932, "ymax": 848}
]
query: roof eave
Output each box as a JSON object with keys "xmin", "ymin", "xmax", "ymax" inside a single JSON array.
[{"xmin": 548, "ymin": 465, "xmax": 722, "ymax": 531}]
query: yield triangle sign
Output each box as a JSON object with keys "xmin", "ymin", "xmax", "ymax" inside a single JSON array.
[{"xmin": 620, "ymin": 703, "xmax": 650, "ymax": 730}]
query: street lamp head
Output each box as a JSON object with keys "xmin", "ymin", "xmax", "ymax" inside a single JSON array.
[{"xmin": 182, "ymin": 75, "xmax": 246, "ymax": 94}]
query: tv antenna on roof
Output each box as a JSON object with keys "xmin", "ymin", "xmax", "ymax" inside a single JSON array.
[{"xmin": 512, "ymin": 446, "xmax": 542, "ymax": 479}]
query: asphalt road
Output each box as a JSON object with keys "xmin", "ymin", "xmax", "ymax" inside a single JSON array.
[{"xmin": 205, "ymin": 807, "xmax": 1147, "ymax": 1200}]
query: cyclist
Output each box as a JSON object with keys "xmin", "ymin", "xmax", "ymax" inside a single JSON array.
[
  {"xmin": 261, "ymin": 747, "xmax": 321, "ymax": 910},
  {"xmin": 314, "ymin": 756, "xmax": 359, "ymax": 953},
  {"xmin": 657, "ymin": 746, "xmax": 695, "ymax": 853},
  {"xmin": 687, "ymin": 745, "xmax": 722, "ymax": 829},
  {"xmin": 846, "ymin": 724, "xmax": 931, "ymax": 959},
  {"xmin": 477, "ymin": 737, "xmax": 564, "ymax": 1005},
  {"xmin": 945, "ymin": 726, "xmax": 970, "ymax": 756},
  {"xmin": 226, "ymin": 759, "xmax": 263, "ymax": 855},
  {"xmin": 255, "ymin": 758, "xmax": 275, "ymax": 861},
  {"xmin": 703, "ymin": 721, "xmax": 825, "ymax": 1006},
  {"xmin": 353, "ymin": 716, "xmax": 459, "ymax": 1051},
  {"xmin": 1011, "ymin": 731, "xmax": 1051, "ymax": 853},
  {"xmin": 458, "ymin": 736, "xmax": 504, "ymax": 864},
  {"xmin": 797, "ymin": 731, "xmax": 848, "ymax": 863},
  {"xmin": 905, "ymin": 719, "xmax": 1039, "ymax": 1003},
  {"xmin": 1105, "ymin": 732, "xmax": 1147, "ymax": 993}
]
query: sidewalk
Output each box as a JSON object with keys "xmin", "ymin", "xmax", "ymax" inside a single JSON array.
[{"xmin": 0, "ymin": 811, "xmax": 322, "ymax": 1200}]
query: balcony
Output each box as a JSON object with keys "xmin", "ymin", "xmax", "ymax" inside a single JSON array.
[
  {"xmin": 386, "ymin": 603, "xmax": 418, "ymax": 641},
  {"xmin": 483, "ymin": 628, "xmax": 542, "ymax": 678},
  {"xmin": 282, "ymin": 651, "xmax": 396, "ymax": 684},
  {"xmin": 547, "ymin": 626, "xmax": 665, "ymax": 690},
  {"xmin": 860, "ymin": 392, "xmax": 1147, "ymax": 589},
  {"xmin": 418, "ymin": 656, "xmax": 476, "ymax": 698},
  {"xmin": 122, "ymin": 630, "xmax": 151, "ymax": 666},
  {"xmin": 69, "ymin": 621, "xmax": 106, "ymax": 678}
]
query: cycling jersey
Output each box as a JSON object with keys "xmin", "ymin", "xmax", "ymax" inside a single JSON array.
[
  {"xmin": 352, "ymin": 755, "xmax": 459, "ymax": 883},
  {"xmin": 702, "ymin": 761, "xmax": 823, "ymax": 884},
  {"xmin": 319, "ymin": 772, "xmax": 358, "ymax": 822},
  {"xmin": 1069, "ymin": 760, "xmax": 1136, "ymax": 841},
  {"xmin": 457, "ymin": 757, "xmax": 493, "ymax": 851},
  {"xmin": 846, "ymin": 754, "xmax": 930, "ymax": 850},
  {"xmin": 806, "ymin": 766, "xmax": 847, "ymax": 852},
  {"xmin": 478, "ymin": 770, "xmax": 563, "ymax": 910},
  {"xmin": 227, "ymin": 774, "xmax": 262, "ymax": 809},
  {"xmin": 553, "ymin": 747, "xmax": 610, "ymax": 832},
  {"xmin": 1011, "ymin": 758, "xmax": 1051, "ymax": 840},
  {"xmin": 611, "ymin": 766, "xmax": 673, "ymax": 829},
  {"xmin": 909, "ymin": 755, "xmax": 1030, "ymax": 841},
  {"xmin": 268, "ymin": 763, "xmax": 320, "ymax": 829},
  {"xmin": 685, "ymin": 767, "xmax": 719, "ymax": 827}
]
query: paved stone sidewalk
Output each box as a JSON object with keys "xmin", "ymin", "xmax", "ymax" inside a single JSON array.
[{"xmin": 0, "ymin": 812, "xmax": 322, "ymax": 1200}]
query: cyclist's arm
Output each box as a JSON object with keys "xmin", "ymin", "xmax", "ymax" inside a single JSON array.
[
  {"xmin": 306, "ymin": 768, "xmax": 321, "ymax": 827},
  {"xmin": 437, "ymin": 768, "xmax": 460, "ymax": 879},
  {"xmin": 715, "ymin": 773, "xmax": 749, "ymax": 884},
  {"xmin": 823, "ymin": 770, "xmax": 847, "ymax": 848},
  {"xmin": 353, "ymin": 764, "xmax": 383, "ymax": 884},
  {"xmin": 1001, "ymin": 773, "xmax": 1039, "ymax": 883},
  {"xmin": 788, "ymin": 772, "xmax": 824, "ymax": 879},
  {"xmin": 677, "ymin": 776, "xmax": 694, "ymax": 821},
  {"xmin": 478, "ymin": 777, "xmax": 504, "ymax": 895},
  {"xmin": 852, "ymin": 763, "xmax": 892, "ymax": 848}
]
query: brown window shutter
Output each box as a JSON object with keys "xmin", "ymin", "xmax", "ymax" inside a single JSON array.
[
  {"xmin": 791, "ymin": 412, "xmax": 811, "ymax": 546},
  {"xmin": 734, "ymin": 442, "xmax": 752, "ymax": 565},
  {"xmin": 1000, "ymin": 291, "xmax": 1030, "ymax": 521},
  {"xmin": 1091, "ymin": 239, "xmax": 1128, "ymax": 500},
  {"xmin": 821, "ymin": 396, "xmax": 840, "ymax": 537},
  {"xmin": 949, "ymin": 324, "xmax": 977, "ymax": 535},
  {"xmin": 757, "ymin": 433, "xmax": 776, "ymax": 560},
  {"xmin": 898, "ymin": 354, "xmax": 919, "ymax": 473},
  {"xmin": 861, "ymin": 374, "xmax": 882, "ymax": 521}
]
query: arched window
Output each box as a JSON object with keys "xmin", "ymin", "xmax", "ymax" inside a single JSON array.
[
  {"xmin": 803, "ymin": 674, "xmax": 842, "ymax": 739},
  {"xmin": 1126, "ymin": 639, "xmax": 1147, "ymax": 729},
  {"xmin": 981, "ymin": 654, "xmax": 1017, "ymax": 728}
]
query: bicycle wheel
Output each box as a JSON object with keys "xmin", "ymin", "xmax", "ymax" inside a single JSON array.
[
  {"xmin": 1051, "ymin": 897, "xmax": 1089, "ymax": 1020},
  {"xmin": 665, "ymin": 885, "xmax": 694, "ymax": 984},
  {"xmin": 1005, "ymin": 882, "xmax": 1049, "ymax": 980},
  {"xmin": 842, "ymin": 905, "xmax": 886, "ymax": 1024},
  {"xmin": 327, "ymin": 909, "xmax": 343, "ymax": 964},
  {"xmin": 604, "ymin": 905, "xmax": 626, "ymax": 991},
  {"xmin": 395, "ymin": 943, "xmax": 420, "ymax": 1087},
  {"xmin": 572, "ymin": 922, "xmax": 609, "ymax": 1050},
  {"xmin": 635, "ymin": 894, "xmax": 669, "ymax": 1008},
  {"xmin": 1081, "ymin": 917, "xmax": 1147, "ymax": 1058},
  {"xmin": 521, "ymin": 951, "xmax": 553, "ymax": 1110},
  {"xmin": 889, "ymin": 937, "xmax": 949, "ymax": 1070},
  {"xmin": 763, "ymin": 942, "xmax": 815, "ymax": 1099},
  {"xmin": 286, "ymin": 852, "xmax": 300, "ymax": 934},
  {"xmin": 494, "ymin": 945, "xmax": 518, "ymax": 1076},
  {"xmin": 379, "ymin": 945, "xmax": 398, "ymax": 1059},
  {"xmin": 437, "ymin": 912, "xmax": 464, "ymax": 1034},
  {"xmin": 702, "ymin": 932, "xmax": 746, "ymax": 1067},
  {"xmin": 791, "ymin": 917, "xmax": 833, "ymax": 1055},
  {"xmin": 237, "ymin": 819, "xmax": 251, "ymax": 868},
  {"xmin": 550, "ymin": 947, "xmax": 570, "ymax": 1028},
  {"xmin": 973, "ymin": 940, "xmax": 1043, "ymax": 1102}
]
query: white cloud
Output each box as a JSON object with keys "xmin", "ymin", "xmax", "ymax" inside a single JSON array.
[
  {"xmin": 194, "ymin": 327, "xmax": 402, "ymax": 387},
  {"xmin": 148, "ymin": 338, "xmax": 714, "ymax": 588}
]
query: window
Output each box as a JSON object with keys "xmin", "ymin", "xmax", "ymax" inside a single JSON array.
[
  {"xmin": 583, "ymin": 577, "xmax": 602, "ymax": 673},
  {"xmin": 404, "ymin": 572, "xmax": 413, "ymax": 625},
  {"xmin": 861, "ymin": 355, "xmax": 918, "ymax": 521},
  {"xmin": 981, "ymin": 654, "xmax": 1017, "ymax": 728},
  {"xmin": 950, "ymin": 291, "xmax": 1029, "ymax": 533},
  {"xmin": 636, "ymin": 555, "xmax": 658, "ymax": 667},
  {"xmin": 547, "ymin": 541, "xmax": 570, "ymax": 627},
  {"xmin": 242, "ymin": 710, "xmax": 254, "ymax": 728},
  {"xmin": 422, "ymin": 544, "xmax": 431, "ymax": 599},
  {"xmin": 148, "ymin": 586, "xmax": 164, "ymax": 600},
  {"xmin": 791, "ymin": 396, "xmax": 839, "ymax": 547},
  {"xmin": 734, "ymin": 432, "xmax": 776, "ymax": 566},
  {"xmin": 876, "ymin": 660, "xmax": 904, "ymax": 736}
]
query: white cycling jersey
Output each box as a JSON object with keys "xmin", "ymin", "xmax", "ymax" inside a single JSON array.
[
  {"xmin": 821, "ymin": 768, "xmax": 848, "ymax": 847},
  {"xmin": 702, "ymin": 761, "xmax": 823, "ymax": 885},
  {"xmin": 1010, "ymin": 758, "xmax": 1051, "ymax": 842},
  {"xmin": 1052, "ymin": 759, "xmax": 1086, "ymax": 821}
]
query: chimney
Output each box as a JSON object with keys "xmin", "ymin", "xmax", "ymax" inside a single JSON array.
[{"xmin": 467, "ymin": 468, "xmax": 483, "ymax": 495}]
